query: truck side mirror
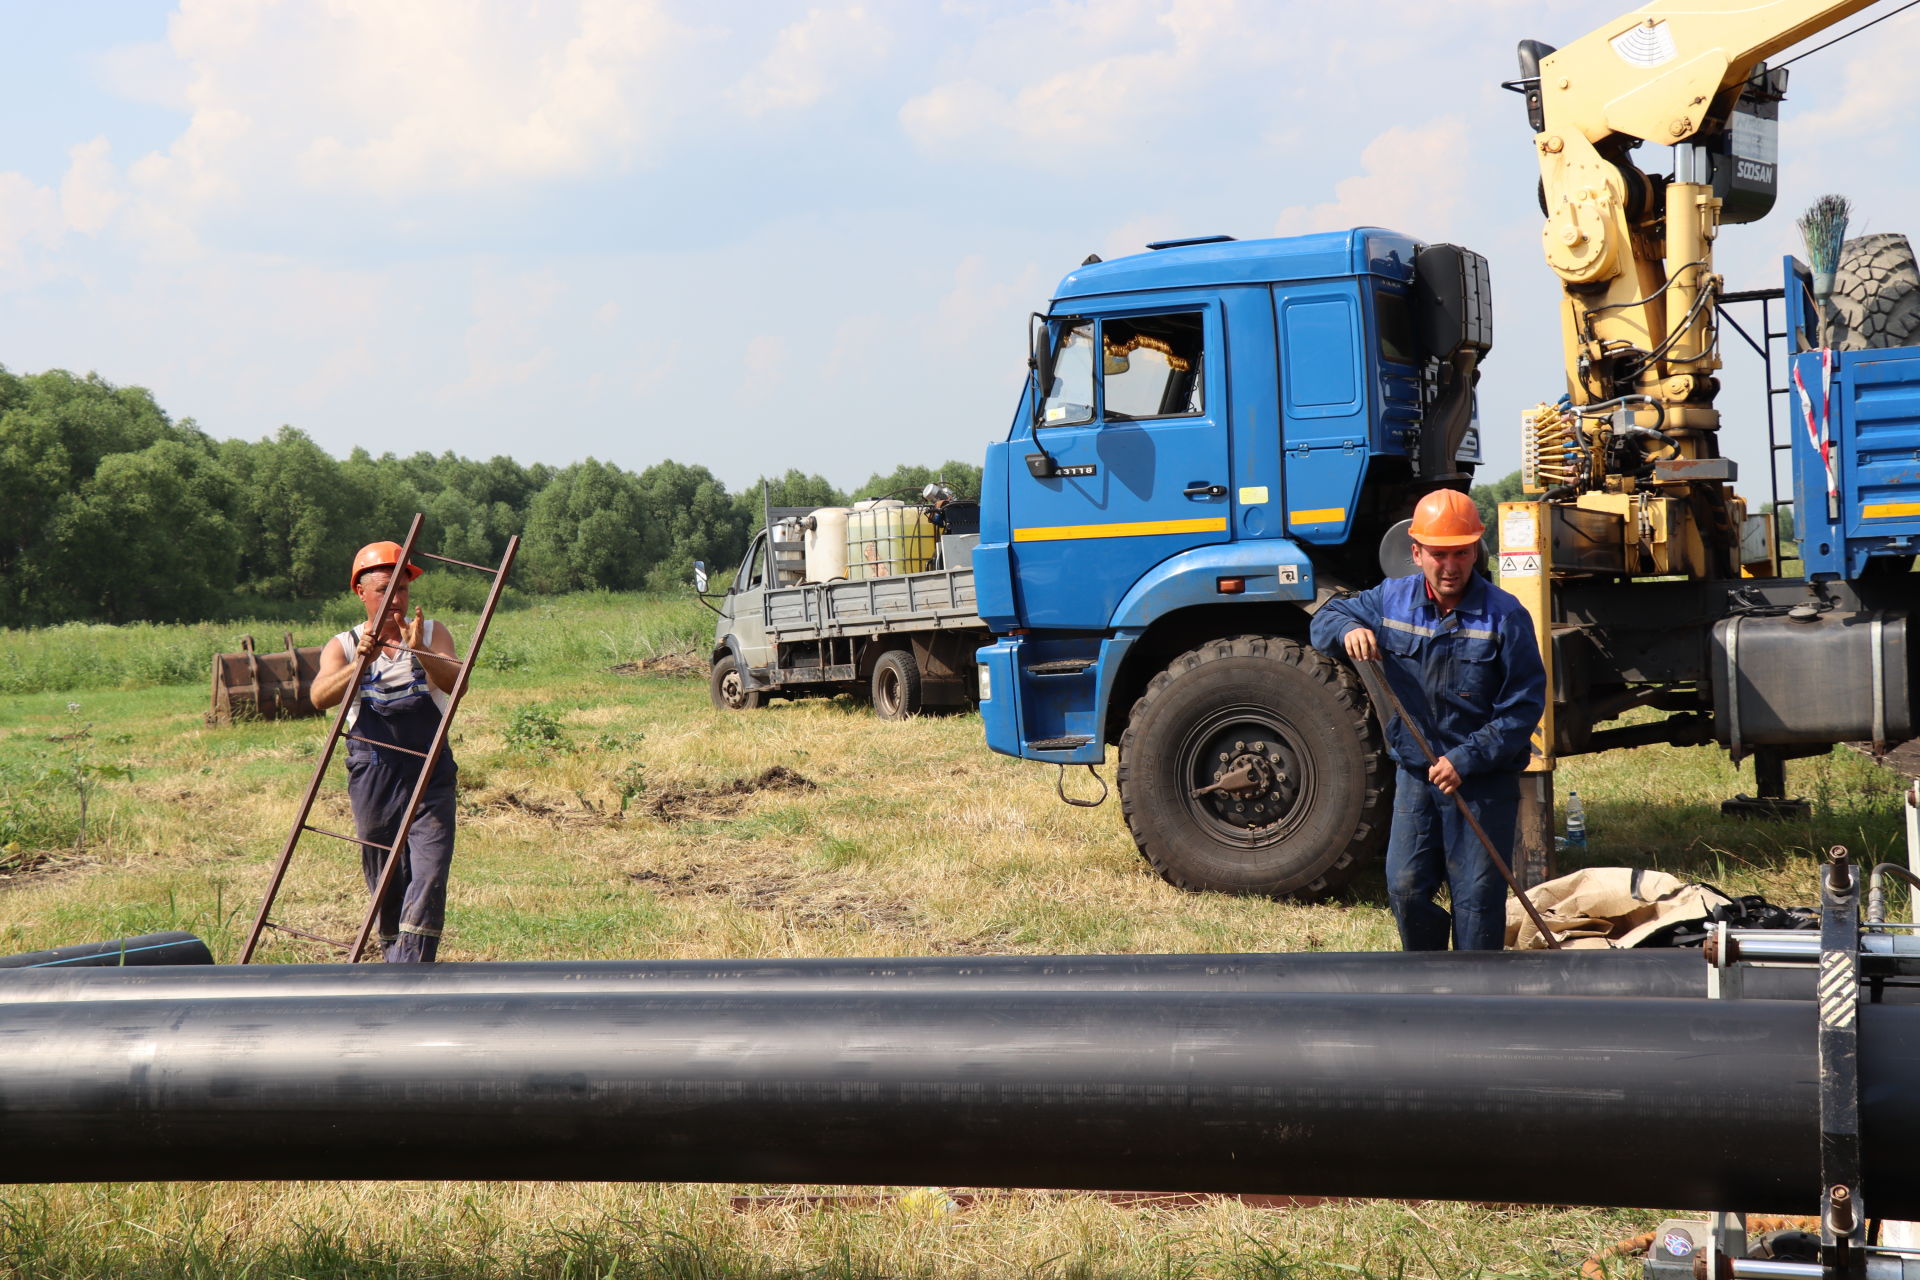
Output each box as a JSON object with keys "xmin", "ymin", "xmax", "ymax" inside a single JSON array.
[
  {"xmin": 693, "ymin": 561, "xmax": 709, "ymax": 594},
  {"xmin": 1030, "ymin": 313, "xmax": 1056, "ymax": 427}
]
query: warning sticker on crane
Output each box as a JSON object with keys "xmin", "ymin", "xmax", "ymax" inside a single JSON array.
[
  {"xmin": 1498, "ymin": 552, "xmax": 1542, "ymax": 577},
  {"xmin": 1499, "ymin": 508, "xmax": 1539, "ymax": 553}
]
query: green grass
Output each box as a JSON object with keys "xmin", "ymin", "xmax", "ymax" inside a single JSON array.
[
  {"xmin": 0, "ymin": 588, "xmax": 711, "ymax": 697},
  {"xmin": 0, "ymin": 591, "xmax": 1900, "ymax": 1277}
]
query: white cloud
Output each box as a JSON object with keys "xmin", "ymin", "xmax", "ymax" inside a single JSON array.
[
  {"xmin": 0, "ymin": 174, "xmax": 63, "ymax": 276},
  {"xmin": 825, "ymin": 312, "xmax": 888, "ymax": 380},
  {"xmin": 93, "ymin": 38, "xmax": 194, "ymax": 111},
  {"xmin": 61, "ymin": 138, "xmax": 126, "ymax": 236},
  {"xmin": 900, "ymin": 0, "xmax": 1271, "ymax": 157},
  {"xmin": 1790, "ymin": 11, "xmax": 1920, "ymax": 143},
  {"xmin": 453, "ymin": 267, "xmax": 563, "ymax": 396},
  {"xmin": 1272, "ymin": 118, "xmax": 1472, "ymax": 241},
  {"xmin": 744, "ymin": 334, "xmax": 790, "ymax": 385},
  {"xmin": 933, "ymin": 253, "xmax": 1048, "ymax": 351},
  {"xmin": 119, "ymin": 0, "xmax": 707, "ymax": 220},
  {"xmin": 730, "ymin": 6, "xmax": 893, "ymax": 117}
]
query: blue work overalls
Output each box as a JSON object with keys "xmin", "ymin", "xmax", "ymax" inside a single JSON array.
[
  {"xmin": 341, "ymin": 624, "xmax": 457, "ymax": 964},
  {"xmin": 1311, "ymin": 574, "xmax": 1546, "ymax": 950}
]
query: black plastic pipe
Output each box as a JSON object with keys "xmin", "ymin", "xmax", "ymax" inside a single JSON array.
[
  {"xmin": 6, "ymin": 990, "xmax": 1919, "ymax": 1213},
  {"xmin": 0, "ymin": 947, "xmax": 1898, "ymax": 1002},
  {"xmin": 0, "ymin": 931, "xmax": 213, "ymax": 970}
]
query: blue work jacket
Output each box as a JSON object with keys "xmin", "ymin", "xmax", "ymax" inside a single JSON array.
[{"xmin": 1309, "ymin": 573, "xmax": 1547, "ymax": 778}]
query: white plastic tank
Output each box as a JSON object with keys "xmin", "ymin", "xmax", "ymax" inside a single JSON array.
[
  {"xmin": 847, "ymin": 499, "xmax": 936, "ymax": 579},
  {"xmin": 804, "ymin": 507, "xmax": 851, "ymax": 582},
  {"xmin": 770, "ymin": 517, "xmax": 809, "ymax": 586}
]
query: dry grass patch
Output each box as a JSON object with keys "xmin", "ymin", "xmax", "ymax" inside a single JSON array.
[
  {"xmin": 644, "ymin": 764, "xmax": 818, "ymax": 822},
  {"xmin": 0, "ymin": 1179, "xmax": 1657, "ymax": 1279},
  {"xmin": 610, "ymin": 651, "xmax": 707, "ymax": 678}
]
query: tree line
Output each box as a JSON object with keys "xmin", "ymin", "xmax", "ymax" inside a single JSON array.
[{"xmin": 0, "ymin": 367, "xmax": 983, "ymax": 627}]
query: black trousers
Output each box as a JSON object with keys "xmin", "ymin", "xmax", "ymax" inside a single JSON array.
[{"xmin": 347, "ymin": 749, "xmax": 456, "ymax": 963}]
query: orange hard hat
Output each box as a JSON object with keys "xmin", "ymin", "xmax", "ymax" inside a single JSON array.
[
  {"xmin": 1407, "ymin": 489, "xmax": 1485, "ymax": 548},
  {"xmin": 349, "ymin": 541, "xmax": 423, "ymax": 592}
]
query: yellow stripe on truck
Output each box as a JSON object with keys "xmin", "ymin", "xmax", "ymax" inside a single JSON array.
[
  {"xmin": 1864, "ymin": 502, "xmax": 1920, "ymax": 520},
  {"xmin": 1289, "ymin": 507, "xmax": 1347, "ymax": 524},
  {"xmin": 1013, "ymin": 517, "xmax": 1228, "ymax": 543}
]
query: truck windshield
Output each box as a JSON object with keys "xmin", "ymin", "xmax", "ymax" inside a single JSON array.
[{"xmin": 1041, "ymin": 322, "xmax": 1094, "ymax": 427}]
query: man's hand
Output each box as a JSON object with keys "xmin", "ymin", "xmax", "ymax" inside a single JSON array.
[
  {"xmin": 402, "ymin": 606, "xmax": 425, "ymax": 653},
  {"xmin": 1342, "ymin": 627, "xmax": 1380, "ymax": 663},
  {"xmin": 1429, "ymin": 755, "xmax": 1462, "ymax": 795}
]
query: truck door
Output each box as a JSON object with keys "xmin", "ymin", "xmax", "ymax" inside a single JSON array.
[
  {"xmin": 726, "ymin": 532, "xmax": 774, "ymax": 673},
  {"xmin": 1276, "ymin": 282, "xmax": 1369, "ymax": 546},
  {"xmin": 1009, "ymin": 305, "xmax": 1229, "ymax": 629}
]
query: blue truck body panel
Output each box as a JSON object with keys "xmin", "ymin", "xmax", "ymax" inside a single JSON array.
[
  {"xmin": 1786, "ymin": 257, "xmax": 1920, "ymax": 580},
  {"xmin": 975, "ymin": 539, "xmax": 1323, "ymax": 765}
]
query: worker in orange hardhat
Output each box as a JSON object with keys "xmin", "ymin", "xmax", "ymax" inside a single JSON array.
[
  {"xmin": 1309, "ymin": 489, "xmax": 1545, "ymax": 951},
  {"xmin": 312, "ymin": 541, "xmax": 465, "ymax": 963}
]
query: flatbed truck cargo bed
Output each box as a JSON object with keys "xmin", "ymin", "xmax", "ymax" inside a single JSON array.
[
  {"xmin": 701, "ymin": 508, "xmax": 990, "ymax": 721},
  {"xmin": 763, "ymin": 567, "xmax": 979, "ymax": 639}
]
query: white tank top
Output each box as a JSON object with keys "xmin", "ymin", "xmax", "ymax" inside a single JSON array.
[{"xmin": 332, "ymin": 620, "xmax": 452, "ymax": 732}]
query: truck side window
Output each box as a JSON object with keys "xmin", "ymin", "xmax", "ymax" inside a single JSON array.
[
  {"xmin": 1041, "ymin": 322, "xmax": 1095, "ymax": 427},
  {"xmin": 1375, "ymin": 289, "xmax": 1417, "ymax": 366},
  {"xmin": 1101, "ymin": 313, "xmax": 1204, "ymax": 419},
  {"xmin": 735, "ymin": 534, "xmax": 766, "ymax": 591}
]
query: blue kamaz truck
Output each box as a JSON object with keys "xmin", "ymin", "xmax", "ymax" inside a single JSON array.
[{"xmin": 971, "ymin": 230, "xmax": 1491, "ymax": 898}]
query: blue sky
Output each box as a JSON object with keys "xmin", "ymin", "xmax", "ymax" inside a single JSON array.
[{"xmin": 3, "ymin": 0, "xmax": 1917, "ymax": 499}]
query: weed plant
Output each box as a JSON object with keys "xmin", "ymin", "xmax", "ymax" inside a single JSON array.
[{"xmin": 0, "ymin": 592, "xmax": 1900, "ymax": 1277}]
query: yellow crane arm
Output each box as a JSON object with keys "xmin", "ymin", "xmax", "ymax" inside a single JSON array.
[
  {"xmin": 1539, "ymin": 0, "xmax": 1874, "ymax": 150},
  {"xmin": 1525, "ymin": 0, "xmax": 1878, "ymax": 451}
]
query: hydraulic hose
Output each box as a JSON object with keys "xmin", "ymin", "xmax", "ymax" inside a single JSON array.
[
  {"xmin": 0, "ymin": 948, "xmax": 1897, "ymax": 1004},
  {"xmin": 0, "ymin": 931, "xmax": 214, "ymax": 970},
  {"xmin": 5, "ymin": 990, "xmax": 1919, "ymax": 1213}
]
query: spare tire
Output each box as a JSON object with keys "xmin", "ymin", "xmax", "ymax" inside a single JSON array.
[
  {"xmin": 1830, "ymin": 232, "xmax": 1920, "ymax": 350},
  {"xmin": 871, "ymin": 648, "xmax": 922, "ymax": 720}
]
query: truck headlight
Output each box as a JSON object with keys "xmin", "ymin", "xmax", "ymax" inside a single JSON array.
[{"xmin": 977, "ymin": 663, "xmax": 992, "ymax": 702}]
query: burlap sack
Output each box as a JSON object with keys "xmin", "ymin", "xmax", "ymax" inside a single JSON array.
[{"xmin": 1505, "ymin": 866, "xmax": 1732, "ymax": 951}]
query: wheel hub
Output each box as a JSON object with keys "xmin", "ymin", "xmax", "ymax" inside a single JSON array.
[{"xmin": 1200, "ymin": 738, "xmax": 1298, "ymax": 831}]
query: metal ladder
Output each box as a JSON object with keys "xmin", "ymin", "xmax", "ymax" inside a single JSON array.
[
  {"xmin": 238, "ymin": 513, "xmax": 519, "ymax": 963},
  {"xmin": 1717, "ymin": 286, "xmax": 1794, "ymax": 551}
]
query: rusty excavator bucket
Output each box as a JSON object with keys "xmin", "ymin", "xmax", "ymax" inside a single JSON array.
[{"xmin": 207, "ymin": 632, "xmax": 325, "ymax": 727}]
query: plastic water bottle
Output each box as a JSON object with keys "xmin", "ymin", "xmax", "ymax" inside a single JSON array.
[{"xmin": 1565, "ymin": 790, "xmax": 1587, "ymax": 848}]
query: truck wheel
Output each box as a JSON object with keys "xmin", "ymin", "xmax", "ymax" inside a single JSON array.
[
  {"xmin": 710, "ymin": 655, "xmax": 765, "ymax": 711},
  {"xmin": 1117, "ymin": 634, "xmax": 1389, "ymax": 900},
  {"xmin": 1831, "ymin": 233, "xmax": 1920, "ymax": 350},
  {"xmin": 871, "ymin": 649, "xmax": 922, "ymax": 721}
]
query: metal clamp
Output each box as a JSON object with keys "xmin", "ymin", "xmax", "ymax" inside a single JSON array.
[{"xmin": 1818, "ymin": 846, "xmax": 1866, "ymax": 1278}]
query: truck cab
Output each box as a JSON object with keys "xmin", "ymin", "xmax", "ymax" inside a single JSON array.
[{"xmin": 974, "ymin": 229, "xmax": 1492, "ymax": 898}]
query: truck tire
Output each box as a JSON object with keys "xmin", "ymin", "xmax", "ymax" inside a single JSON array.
[
  {"xmin": 710, "ymin": 654, "xmax": 765, "ymax": 711},
  {"xmin": 1831, "ymin": 233, "xmax": 1920, "ymax": 350},
  {"xmin": 871, "ymin": 649, "xmax": 922, "ymax": 721},
  {"xmin": 1117, "ymin": 635, "xmax": 1389, "ymax": 900}
]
